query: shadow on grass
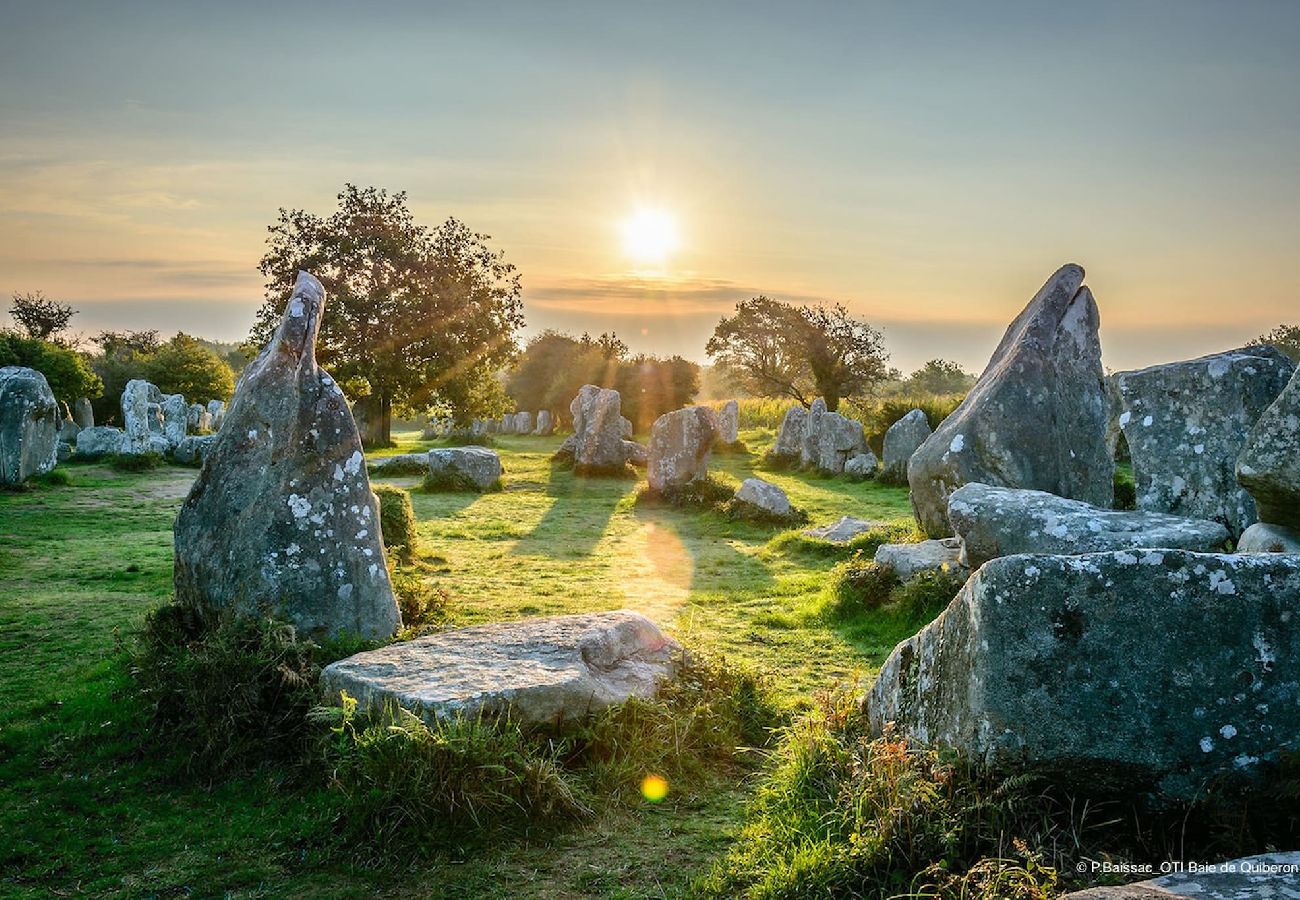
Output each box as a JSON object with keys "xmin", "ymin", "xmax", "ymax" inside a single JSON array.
[
  {"xmin": 628, "ymin": 501, "xmax": 778, "ymax": 598},
  {"xmin": 510, "ymin": 462, "xmax": 636, "ymax": 560}
]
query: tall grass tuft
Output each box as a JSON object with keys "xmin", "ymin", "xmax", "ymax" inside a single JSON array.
[{"xmin": 374, "ymin": 484, "xmax": 419, "ymax": 562}]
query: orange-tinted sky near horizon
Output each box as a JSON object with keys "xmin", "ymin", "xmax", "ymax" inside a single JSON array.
[{"xmin": 2, "ymin": 1, "xmax": 1299, "ymax": 375}]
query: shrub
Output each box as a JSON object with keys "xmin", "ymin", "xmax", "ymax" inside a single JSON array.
[
  {"xmin": 368, "ymin": 456, "xmax": 430, "ymax": 477},
  {"xmin": 721, "ymin": 496, "xmax": 810, "ymax": 527},
  {"xmin": 829, "ymin": 555, "xmax": 898, "ymax": 617},
  {"xmin": 757, "ymin": 449, "xmax": 800, "ymax": 472},
  {"xmin": 637, "ymin": 473, "xmax": 736, "ymax": 511},
  {"xmin": 422, "ymin": 467, "xmax": 502, "ymax": 493},
  {"xmin": 108, "ymin": 451, "xmax": 164, "ymax": 472},
  {"xmin": 770, "ymin": 520, "xmax": 921, "ymax": 561},
  {"xmin": 897, "ymin": 569, "xmax": 966, "ymax": 623},
  {"xmin": 126, "ymin": 604, "xmax": 363, "ymax": 775},
  {"xmin": 389, "ymin": 565, "xmax": 451, "ymax": 629},
  {"xmin": 35, "ymin": 468, "xmax": 73, "ymax": 487},
  {"xmin": 373, "ymin": 484, "xmax": 419, "ymax": 562}
]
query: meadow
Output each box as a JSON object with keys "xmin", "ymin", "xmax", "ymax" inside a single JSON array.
[{"xmin": 0, "ymin": 428, "xmax": 928, "ymax": 898}]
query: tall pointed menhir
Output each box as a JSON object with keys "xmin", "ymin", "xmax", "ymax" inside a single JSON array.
[{"xmin": 173, "ymin": 272, "xmax": 401, "ymax": 639}]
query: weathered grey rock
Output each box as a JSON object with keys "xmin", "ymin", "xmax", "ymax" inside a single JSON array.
[
  {"xmin": 874, "ymin": 538, "xmax": 968, "ymax": 581},
  {"xmin": 647, "ymin": 406, "xmax": 717, "ymax": 491},
  {"xmin": 716, "ymin": 400, "xmax": 739, "ymax": 445},
  {"xmin": 620, "ymin": 416, "xmax": 633, "ymax": 438},
  {"xmin": 532, "ymin": 409, "xmax": 554, "ymax": 436},
  {"xmin": 206, "ymin": 399, "xmax": 225, "ymax": 431},
  {"xmin": 427, "ymin": 446, "xmax": 501, "ymax": 490},
  {"xmin": 948, "ymin": 482, "xmax": 1232, "ymax": 569},
  {"xmin": 187, "ymin": 402, "xmax": 204, "ymax": 430},
  {"xmin": 1237, "ymin": 363, "xmax": 1300, "ymax": 529},
  {"xmin": 172, "ymin": 434, "xmax": 217, "ymax": 466},
  {"xmin": 865, "ymin": 550, "xmax": 1300, "ymax": 799},
  {"xmin": 843, "ymin": 451, "xmax": 878, "ymax": 478},
  {"xmin": 1116, "ymin": 345, "xmax": 1293, "ymax": 538},
  {"xmin": 799, "ymin": 397, "xmax": 828, "ymax": 468},
  {"xmin": 564, "ymin": 385, "xmax": 627, "ymax": 472},
  {"xmin": 1237, "ymin": 522, "xmax": 1300, "ymax": 554},
  {"xmin": 804, "ymin": 515, "xmax": 889, "ymax": 543},
  {"xmin": 516, "ymin": 411, "xmax": 532, "ymax": 435},
  {"xmin": 908, "ymin": 264, "xmax": 1112, "ymax": 537},
  {"xmin": 1060, "ymin": 851, "xmax": 1300, "ymax": 899},
  {"xmin": 173, "ymin": 272, "xmax": 400, "ymax": 641},
  {"xmin": 369, "ymin": 452, "xmax": 431, "ymax": 476},
  {"xmin": 0, "ymin": 366, "xmax": 59, "ymax": 484},
  {"xmin": 161, "ymin": 393, "xmax": 188, "ymax": 447},
  {"xmin": 734, "ymin": 477, "xmax": 792, "ymax": 517},
  {"xmin": 813, "ymin": 412, "xmax": 870, "ymax": 474},
  {"xmin": 321, "ymin": 611, "xmax": 682, "ymax": 727},
  {"xmin": 73, "ymin": 397, "xmax": 94, "ymax": 429},
  {"xmin": 622, "ymin": 439, "xmax": 648, "ymax": 467},
  {"xmin": 121, "ymin": 379, "xmax": 162, "ymax": 454},
  {"xmin": 772, "ymin": 406, "xmax": 807, "ymax": 459},
  {"xmin": 56, "ymin": 440, "xmax": 73, "ymax": 462},
  {"xmin": 882, "ymin": 409, "xmax": 931, "ymax": 481},
  {"xmin": 56, "ymin": 409, "xmax": 81, "ymax": 442},
  {"xmin": 75, "ymin": 425, "xmax": 126, "ymax": 457}
]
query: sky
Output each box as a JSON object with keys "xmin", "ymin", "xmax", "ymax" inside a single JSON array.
[{"xmin": 2, "ymin": 0, "xmax": 1299, "ymax": 375}]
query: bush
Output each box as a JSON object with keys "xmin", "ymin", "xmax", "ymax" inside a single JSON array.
[
  {"xmin": 770, "ymin": 520, "xmax": 922, "ymax": 561},
  {"xmin": 374, "ymin": 484, "xmax": 419, "ymax": 562},
  {"xmin": 721, "ymin": 496, "xmax": 810, "ymax": 527},
  {"xmin": 422, "ymin": 468, "xmax": 502, "ymax": 493},
  {"xmin": 637, "ymin": 473, "xmax": 737, "ymax": 511},
  {"xmin": 829, "ymin": 555, "xmax": 898, "ymax": 617},
  {"xmin": 108, "ymin": 451, "xmax": 164, "ymax": 472},
  {"xmin": 757, "ymin": 449, "xmax": 801, "ymax": 472},
  {"xmin": 126, "ymin": 604, "xmax": 363, "ymax": 775},
  {"xmin": 389, "ymin": 565, "xmax": 451, "ymax": 629},
  {"xmin": 368, "ymin": 456, "xmax": 430, "ymax": 477},
  {"xmin": 35, "ymin": 468, "xmax": 73, "ymax": 487},
  {"xmin": 897, "ymin": 568, "xmax": 966, "ymax": 623}
]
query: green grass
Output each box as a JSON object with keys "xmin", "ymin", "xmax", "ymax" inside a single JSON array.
[{"xmin": 0, "ymin": 427, "xmax": 927, "ymax": 897}]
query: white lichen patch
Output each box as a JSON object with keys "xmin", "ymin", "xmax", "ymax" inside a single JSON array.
[{"xmin": 287, "ymin": 494, "xmax": 311, "ymax": 518}]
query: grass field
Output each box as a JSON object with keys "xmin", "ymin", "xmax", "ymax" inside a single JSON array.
[{"xmin": 0, "ymin": 428, "xmax": 922, "ymax": 898}]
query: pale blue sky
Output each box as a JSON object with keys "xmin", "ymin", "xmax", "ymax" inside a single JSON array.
[{"xmin": 2, "ymin": 1, "xmax": 1299, "ymax": 372}]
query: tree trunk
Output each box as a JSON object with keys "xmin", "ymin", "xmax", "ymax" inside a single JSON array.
[{"xmin": 379, "ymin": 392, "xmax": 393, "ymax": 446}]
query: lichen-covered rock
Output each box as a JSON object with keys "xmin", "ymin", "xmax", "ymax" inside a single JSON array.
[
  {"xmin": 73, "ymin": 397, "xmax": 94, "ymax": 429},
  {"xmin": 1116, "ymin": 346, "xmax": 1294, "ymax": 538},
  {"xmin": 0, "ymin": 366, "xmax": 59, "ymax": 485},
  {"xmin": 532, "ymin": 409, "xmax": 554, "ymax": 436},
  {"xmin": 882, "ymin": 409, "xmax": 931, "ymax": 481},
  {"xmin": 515, "ymin": 411, "xmax": 532, "ymax": 434},
  {"xmin": 647, "ymin": 406, "xmax": 717, "ymax": 491},
  {"xmin": 1060, "ymin": 851, "xmax": 1300, "ymax": 899},
  {"xmin": 1237, "ymin": 522, "xmax": 1300, "ymax": 554},
  {"xmin": 427, "ymin": 447, "xmax": 501, "ymax": 490},
  {"xmin": 321, "ymin": 611, "xmax": 682, "ymax": 727},
  {"xmin": 804, "ymin": 515, "xmax": 889, "ymax": 543},
  {"xmin": 562, "ymin": 385, "xmax": 627, "ymax": 472},
  {"xmin": 844, "ymin": 451, "xmax": 878, "ymax": 478},
  {"xmin": 173, "ymin": 272, "xmax": 400, "ymax": 641},
  {"xmin": 1237, "ymin": 364, "xmax": 1300, "ymax": 529},
  {"xmin": 799, "ymin": 397, "xmax": 828, "ymax": 469},
  {"xmin": 122, "ymin": 379, "xmax": 162, "ymax": 454},
  {"xmin": 874, "ymin": 538, "xmax": 968, "ymax": 581},
  {"xmin": 772, "ymin": 406, "xmax": 807, "ymax": 460},
  {"xmin": 865, "ymin": 550, "xmax": 1300, "ymax": 799},
  {"xmin": 948, "ymin": 482, "xmax": 1231, "ymax": 569},
  {"xmin": 622, "ymin": 439, "xmax": 648, "ymax": 467},
  {"xmin": 620, "ymin": 416, "xmax": 633, "ymax": 439},
  {"xmin": 171, "ymin": 434, "xmax": 217, "ymax": 467},
  {"xmin": 75, "ymin": 425, "xmax": 126, "ymax": 457},
  {"xmin": 734, "ymin": 477, "xmax": 792, "ymax": 517},
  {"xmin": 716, "ymin": 400, "xmax": 739, "ymax": 445},
  {"xmin": 908, "ymin": 264, "xmax": 1112, "ymax": 537},
  {"xmin": 206, "ymin": 399, "xmax": 225, "ymax": 431},
  {"xmin": 56, "ymin": 440, "xmax": 73, "ymax": 462},
  {"xmin": 161, "ymin": 393, "xmax": 188, "ymax": 448},
  {"xmin": 815, "ymin": 412, "xmax": 870, "ymax": 474}
]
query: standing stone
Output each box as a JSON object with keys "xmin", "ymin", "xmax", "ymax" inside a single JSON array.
[
  {"xmin": 0, "ymin": 366, "xmax": 59, "ymax": 485},
  {"xmin": 947, "ymin": 482, "xmax": 1231, "ymax": 569},
  {"xmin": 187, "ymin": 402, "xmax": 205, "ymax": 430},
  {"xmin": 206, "ymin": 399, "xmax": 225, "ymax": 431},
  {"xmin": 1237, "ymin": 364, "xmax": 1300, "ymax": 529},
  {"xmin": 56, "ymin": 403, "xmax": 81, "ymax": 442},
  {"xmin": 865, "ymin": 550, "xmax": 1300, "ymax": 799},
  {"xmin": 814, "ymin": 412, "xmax": 869, "ymax": 474},
  {"xmin": 620, "ymin": 416, "xmax": 633, "ymax": 439},
  {"xmin": 772, "ymin": 406, "xmax": 807, "ymax": 459},
  {"xmin": 161, "ymin": 393, "xmax": 189, "ymax": 448},
  {"xmin": 533, "ymin": 409, "xmax": 554, "ymax": 436},
  {"xmin": 647, "ymin": 406, "xmax": 718, "ymax": 492},
  {"xmin": 716, "ymin": 400, "xmax": 739, "ymax": 445},
  {"xmin": 427, "ymin": 447, "xmax": 502, "ymax": 490},
  {"xmin": 516, "ymin": 411, "xmax": 533, "ymax": 435},
  {"xmin": 122, "ymin": 379, "xmax": 162, "ymax": 454},
  {"xmin": 561, "ymin": 384, "xmax": 627, "ymax": 473},
  {"xmin": 172, "ymin": 434, "xmax": 217, "ymax": 467},
  {"xmin": 799, "ymin": 397, "xmax": 828, "ymax": 468},
  {"xmin": 173, "ymin": 272, "xmax": 400, "ymax": 641},
  {"xmin": 908, "ymin": 264, "xmax": 1112, "ymax": 537},
  {"xmin": 882, "ymin": 409, "xmax": 931, "ymax": 482},
  {"xmin": 73, "ymin": 397, "xmax": 94, "ymax": 429},
  {"xmin": 1116, "ymin": 345, "xmax": 1293, "ymax": 538}
]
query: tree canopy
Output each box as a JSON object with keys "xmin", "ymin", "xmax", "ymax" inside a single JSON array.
[
  {"xmin": 0, "ymin": 330, "xmax": 102, "ymax": 407},
  {"xmin": 8, "ymin": 291, "xmax": 77, "ymax": 343},
  {"xmin": 903, "ymin": 359, "xmax": 975, "ymax": 395},
  {"xmin": 705, "ymin": 297, "xmax": 889, "ymax": 410},
  {"xmin": 1251, "ymin": 323, "xmax": 1300, "ymax": 362},
  {"xmin": 87, "ymin": 330, "xmax": 233, "ymax": 424},
  {"xmin": 250, "ymin": 184, "xmax": 524, "ymax": 443}
]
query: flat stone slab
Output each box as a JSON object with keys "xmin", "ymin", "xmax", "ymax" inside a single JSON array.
[
  {"xmin": 948, "ymin": 482, "xmax": 1231, "ymax": 569},
  {"xmin": 1060, "ymin": 851, "xmax": 1300, "ymax": 898},
  {"xmin": 803, "ymin": 515, "xmax": 888, "ymax": 543},
  {"xmin": 321, "ymin": 611, "xmax": 682, "ymax": 727},
  {"xmin": 874, "ymin": 538, "xmax": 968, "ymax": 581}
]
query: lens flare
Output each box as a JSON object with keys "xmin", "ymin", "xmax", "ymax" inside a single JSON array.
[
  {"xmin": 620, "ymin": 208, "xmax": 679, "ymax": 266},
  {"xmin": 640, "ymin": 773, "xmax": 669, "ymax": 803}
]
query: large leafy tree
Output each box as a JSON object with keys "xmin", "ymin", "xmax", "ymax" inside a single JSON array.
[
  {"xmin": 904, "ymin": 358, "xmax": 974, "ymax": 395},
  {"xmin": 0, "ymin": 331, "xmax": 103, "ymax": 408},
  {"xmin": 144, "ymin": 333, "xmax": 236, "ymax": 403},
  {"xmin": 706, "ymin": 297, "xmax": 889, "ymax": 411},
  {"xmin": 9, "ymin": 291, "xmax": 77, "ymax": 343},
  {"xmin": 250, "ymin": 184, "xmax": 524, "ymax": 444}
]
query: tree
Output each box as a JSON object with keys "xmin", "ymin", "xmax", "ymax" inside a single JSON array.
[
  {"xmin": 9, "ymin": 291, "xmax": 77, "ymax": 343},
  {"xmin": 250, "ymin": 184, "xmax": 524, "ymax": 444},
  {"xmin": 1251, "ymin": 323, "xmax": 1300, "ymax": 362},
  {"xmin": 143, "ymin": 333, "xmax": 236, "ymax": 403},
  {"xmin": 88, "ymin": 330, "xmax": 163, "ymax": 424},
  {"xmin": 904, "ymin": 359, "xmax": 974, "ymax": 395},
  {"xmin": 0, "ymin": 331, "xmax": 102, "ymax": 406},
  {"xmin": 706, "ymin": 297, "xmax": 890, "ymax": 411}
]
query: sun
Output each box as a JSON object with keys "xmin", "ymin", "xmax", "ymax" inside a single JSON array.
[{"xmin": 620, "ymin": 208, "xmax": 679, "ymax": 267}]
